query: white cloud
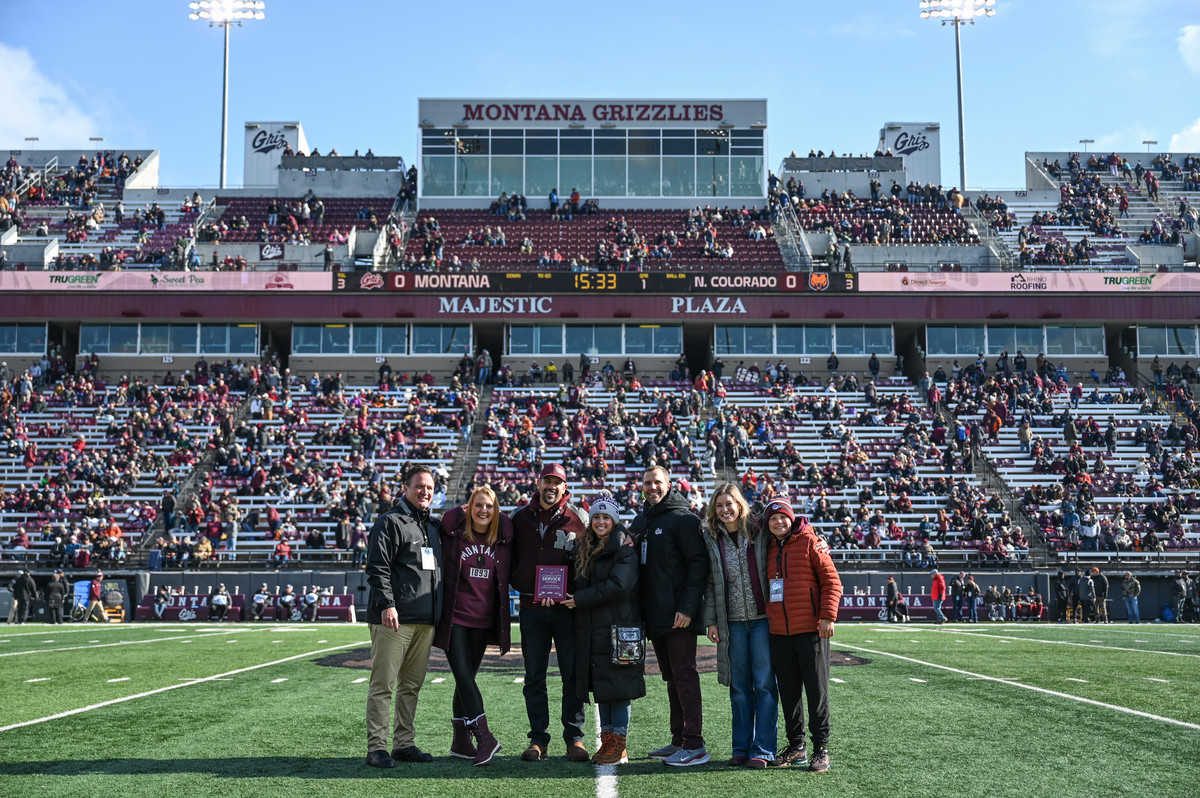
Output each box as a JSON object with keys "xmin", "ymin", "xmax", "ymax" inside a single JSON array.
[
  {"xmin": 1181, "ymin": 25, "xmax": 1200, "ymax": 77},
  {"xmin": 1169, "ymin": 118, "xmax": 1200, "ymax": 152},
  {"xmin": 0, "ymin": 43, "xmax": 99, "ymax": 148}
]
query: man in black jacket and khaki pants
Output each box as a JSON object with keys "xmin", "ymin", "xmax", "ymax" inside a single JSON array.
[
  {"xmin": 632, "ymin": 465, "xmax": 710, "ymax": 767},
  {"xmin": 365, "ymin": 465, "xmax": 443, "ymax": 768}
]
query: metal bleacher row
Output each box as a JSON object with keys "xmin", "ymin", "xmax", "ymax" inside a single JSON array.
[
  {"xmin": 6, "ymin": 370, "xmax": 1198, "ymax": 572},
  {"xmin": 412, "ymin": 208, "xmax": 785, "ymax": 270},
  {"xmin": 947, "ymin": 381, "xmax": 1200, "ymax": 564}
]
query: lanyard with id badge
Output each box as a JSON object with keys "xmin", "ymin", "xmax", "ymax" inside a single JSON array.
[{"xmin": 771, "ymin": 541, "xmax": 786, "ymax": 603}]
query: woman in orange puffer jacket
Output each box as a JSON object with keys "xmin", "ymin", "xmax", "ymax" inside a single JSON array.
[{"xmin": 763, "ymin": 498, "xmax": 842, "ymax": 773}]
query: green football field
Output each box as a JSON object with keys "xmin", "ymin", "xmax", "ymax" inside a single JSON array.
[{"xmin": 2, "ymin": 621, "xmax": 1198, "ymax": 797}]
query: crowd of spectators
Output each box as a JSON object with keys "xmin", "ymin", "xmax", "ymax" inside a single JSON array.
[{"xmin": 769, "ymin": 173, "xmax": 978, "ymax": 247}]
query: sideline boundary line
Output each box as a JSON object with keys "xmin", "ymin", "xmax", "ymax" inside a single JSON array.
[
  {"xmin": 0, "ymin": 641, "xmax": 365, "ymax": 733},
  {"xmin": 0, "ymin": 629, "xmax": 264, "ymax": 658},
  {"xmin": 902, "ymin": 627, "xmax": 1200, "ymax": 659},
  {"xmin": 834, "ymin": 642, "xmax": 1200, "ymax": 730}
]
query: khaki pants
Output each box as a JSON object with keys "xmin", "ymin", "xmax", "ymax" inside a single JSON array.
[
  {"xmin": 86, "ymin": 599, "xmax": 109, "ymax": 622},
  {"xmin": 366, "ymin": 623, "xmax": 434, "ymax": 754}
]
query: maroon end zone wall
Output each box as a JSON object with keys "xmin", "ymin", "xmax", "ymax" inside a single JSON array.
[{"xmin": 1, "ymin": 292, "xmax": 1198, "ymax": 322}]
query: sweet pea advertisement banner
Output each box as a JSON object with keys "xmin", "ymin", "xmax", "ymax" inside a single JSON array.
[
  {"xmin": 857, "ymin": 272, "xmax": 1200, "ymax": 292},
  {"xmin": 0, "ymin": 271, "xmax": 332, "ymax": 291}
]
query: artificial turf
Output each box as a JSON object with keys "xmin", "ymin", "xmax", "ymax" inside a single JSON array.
[{"xmin": 1, "ymin": 621, "xmax": 1197, "ymax": 797}]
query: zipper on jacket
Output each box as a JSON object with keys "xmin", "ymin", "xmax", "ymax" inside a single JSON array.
[{"xmin": 775, "ymin": 538, "xmax": 790, "ymax": 632}]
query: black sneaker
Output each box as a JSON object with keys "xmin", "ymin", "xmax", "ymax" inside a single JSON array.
[
  {"xmin": 769, "ymin": 742, "xmax": 807, "ymax": 768},
  {"xmin": 365, "ymin": 750, "xmax": 396, "ymax": 768},
  {"xmin": 809, "ymin": 744, "xmax": 830, "ymax": 772},
  {"xmin": 391, "ymin": 745, "xmax": 433, "ymax": 763}
]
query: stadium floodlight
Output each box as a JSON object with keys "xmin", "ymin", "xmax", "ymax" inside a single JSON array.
[
  {"xmin": 188, "ymin": 1, "xmax": 267, "ymax": 189},
  {"xmin": 1142, "ymin": 139, "xmax": 1157, "ymax": 153},
  {"xmin": 919, "ymin": 0, "xmax": 995, "ymax": 191},
  {"xmin": 1079, "ymin": 138, "xmax": 1094, "ymax": 152}
]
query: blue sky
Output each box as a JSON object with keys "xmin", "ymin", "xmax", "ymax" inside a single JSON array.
[{"xmin": 3, "ymin": 0, "xmax": 1199, "ymax": 192}]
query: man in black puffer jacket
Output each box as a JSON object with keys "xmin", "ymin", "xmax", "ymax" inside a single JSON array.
[
  {"xmin": 364, "ymin": 465, "xmax": 443, "ymax": 769},
  {"xmin": 630, "ymin": 466, "xmax": 710, "ymax": 767}
]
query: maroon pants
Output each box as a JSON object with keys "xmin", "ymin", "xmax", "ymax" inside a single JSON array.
[{"xmin": 651, "ymin": 631, "xmax": 704, "ymax": 749}]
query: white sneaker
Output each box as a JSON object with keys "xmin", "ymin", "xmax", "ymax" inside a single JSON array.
[{"xmin": 664, "ymin": 746, "xmax": 710, "ymax": 767}]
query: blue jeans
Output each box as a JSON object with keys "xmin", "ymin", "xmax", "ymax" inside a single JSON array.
[
  {"xmin": 599, "ymin": 700, "xmax": 630, "ymax": 736},
  {"xmin": 519, "ymin": 605, "xmax": 584, "ymax": 746},
  {"xmin": 967, "ymin": 598, "xmax": 978, "ymax": 622},
  {"xmin": 952, "ymin": 595, "xmax": 964, "ymax": 621},
  {"xmin": 1125, "ymin": 596, "xmax": 1141, "ymax": 624},
  {"xmin": 726, "ymin": 618, "xmax": 778, "ymax": 760},
  {"xmin": 933, "ymin": 599, "xmax": 946, "ymax": 623}
]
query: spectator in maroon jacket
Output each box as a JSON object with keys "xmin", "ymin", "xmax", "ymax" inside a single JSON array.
[
  {"xmin": 434, "ymin": 486, "xmax": 513, "ymax": 767},
  {"xmin": 510, "ymin": 463, "xmax": 590, "ymax": 762}
]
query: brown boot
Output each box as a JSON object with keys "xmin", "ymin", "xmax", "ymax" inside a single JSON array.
[
  {"xmin": 591, "ymin": 732, "xmax": 614, "ymax": 764},
  {"xmin": 470, "ymin": 714, "xmax": 501, "ymax": 767},
  {"xmin": 450, "ymin": 717, "xmax": 476, "ymax": 760},
  {"xmin": 593, "ymin": 733, "xmax": 628, "ymax": 766}
]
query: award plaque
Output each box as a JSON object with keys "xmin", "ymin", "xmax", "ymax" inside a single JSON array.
[{"xmin": 534, "ymin": 565, "xmax": 568, "ymax": 602}]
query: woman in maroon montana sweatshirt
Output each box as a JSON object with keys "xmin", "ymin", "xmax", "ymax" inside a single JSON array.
[{"xmin": 434, "ymin": 486, "xmax": 513, "ymax": 766}]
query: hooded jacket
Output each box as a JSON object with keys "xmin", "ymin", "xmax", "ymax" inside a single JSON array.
[
  {"xmin": 765, "ymin": 517, "xmax": 843, "ymax": 636},
  {"xmin": 572, "ymin": 526, "xmax": 646, "ymax": 704},
  {"xmin": 630, "ymin": 488, "xmax": 708, "ymax": 637}
]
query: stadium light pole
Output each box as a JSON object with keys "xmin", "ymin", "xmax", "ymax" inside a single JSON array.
[
  {"xmin": 1079, "ymin": 139, "xmax": 1094, "ymax": 153},
  {"xmin": 1143, "ymin": 139, "xmax": 1157, "ymax": 154},
  {"xmin": 188, "ymin": 1, "xmax": 266, "ymax": 190},
  {"xmin": 919, "ymin": 0, "xmax": 996, "ymax": 191}
]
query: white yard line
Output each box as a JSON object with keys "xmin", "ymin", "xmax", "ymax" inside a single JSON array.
[
  {"xmin": 0, "ymin": 628, "xmax": 129, "ymax": 638},
  {"xmin": 1032, "ymin": 625, "xmax": 1200, "ymax": 640},
  {"xmin": 910, "ymin": 627, "xmax": 1200, "ymax": 659},
  {"xmin": 431, "ymin": 677, "xmax": 446, "ymax": 684},
  {"xmin": 830, "ymin": 677, "xmax": 846, "ymax": 684},
  {"xmin": 1146, "ymin": 677, "xmax": 1170, "ymax": 683},
  {"xmin": 909, "ymin": 678, "xmax": 927, "ymax": 683},
  {"xmin": 1067, "ymin": 678, "xmax": 1089, "ymax": 683},
  {"xmin": 352, "ymin": 677, "xmax": 367, "ymax": 684},
  {"xmin": 593, "ymin": 704, "xmax": 618, "ymax": 798},
  {"xmin": 270, "ymin": 678, "xmax": 288, "ymax": 683},
  {"xmin": 0, "ymin": 641, "xmax": 366, "ymax": 733},
  {"xmin": 0, "ymin": 629, "xmax": 253, "ymax": 658},
  {"xmin": 106, "ymin": 677, "xmax": 130, "ymax": 683},
  {"xmin": 835, "ymin": 642, "xmax": 1200, "ymax": 730}
]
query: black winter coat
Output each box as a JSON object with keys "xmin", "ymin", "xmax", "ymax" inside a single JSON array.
[
  {"xmin": 43, "ymin": 579, "xmax": 66, "ymax": 608},
  {"xmin": 573, "ymin": 528, "xmax": 646, "ymax": 704},
  {"xmin": 365, "ymin": 496, "xmax": 443, "ymax": 625},
  {"xmin": 630, "ymin": 489, "xmax": 708, "ymax": 637}
]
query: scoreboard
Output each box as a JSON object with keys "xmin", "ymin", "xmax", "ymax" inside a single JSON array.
[{"xmin": 335, "ymin": 270, "xmax": 857, "ymax": 293}]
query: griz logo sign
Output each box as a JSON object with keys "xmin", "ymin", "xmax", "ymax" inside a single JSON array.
[
  {"xmin": 251, "ymin": 129, "xmax": 289, "ymax": 155},
  {"xmin": 892, "ymin": 131, "xmax": 931, "ymax": 156}
]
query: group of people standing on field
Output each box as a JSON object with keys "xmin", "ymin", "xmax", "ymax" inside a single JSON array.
[{"xmin": 361, "ymin": 463, "xmax": 842, "ymax": 774}]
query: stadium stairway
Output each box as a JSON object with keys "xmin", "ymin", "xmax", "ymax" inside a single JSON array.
[{"xmin": 448, "ymin": 387, "xmax": 491, "ymax": 502}]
